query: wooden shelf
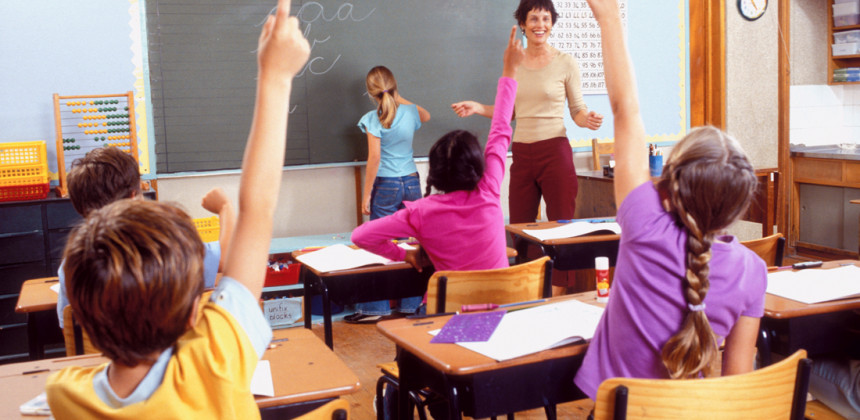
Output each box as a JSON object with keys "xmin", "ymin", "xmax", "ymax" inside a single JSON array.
[{"xmin": 828, "ymin": 5, "xmax": 860, "ymax": 85}]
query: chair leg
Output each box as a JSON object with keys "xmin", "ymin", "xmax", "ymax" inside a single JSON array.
[
  {"xmin": 408, "ymin": 390, "xmax": 429, "ymax": 420},
  {"xmin": 376, "ymin": 374, "xmax": 399, "ymax": 420},
  {"xmin": 544, "ymin": 404, "xmax": 557, "ymax": 420}
]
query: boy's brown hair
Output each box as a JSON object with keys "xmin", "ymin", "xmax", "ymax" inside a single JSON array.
[
  {"xmin": 63, "ymin": 199, "xmax": 205, "ymax": 367},
  {"xmin": 67, "ymin": 147, "xmax": 141, "ymax": 217}
]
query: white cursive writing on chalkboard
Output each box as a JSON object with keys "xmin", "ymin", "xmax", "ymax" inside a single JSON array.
[{"xmin": 295, "ymin": 2, "xmax": 376, "ymax": 77}]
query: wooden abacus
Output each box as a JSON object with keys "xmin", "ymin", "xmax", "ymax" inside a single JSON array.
[{"xmin": 52, "ymin": 92, "xmax": 139, "ymax": 197}]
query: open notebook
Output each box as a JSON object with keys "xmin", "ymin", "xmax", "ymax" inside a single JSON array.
[
  {"xmin": 431, "ymin": 299, "xmax": 605, "ymax": 361},
  {"xmin": 294, "ymin": 243, "xmax": 412, "ymax": 272},
  {"xmin": 523, "ymin": 221, "xmax": 621, "ymax": 242},
  {"xmin": 766, "ymin": 265, "xmax": 860, "ymax": 304}
]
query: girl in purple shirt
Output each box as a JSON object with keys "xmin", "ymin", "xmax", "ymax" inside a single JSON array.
[{"xmin": 574, "ymin": 0, "xmax": 766, "ymax": 400}]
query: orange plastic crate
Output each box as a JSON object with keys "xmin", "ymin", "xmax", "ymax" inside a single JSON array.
[
  {"xmin": 0, "ymin": 141, "xmax": 47, "ymax": 166},
  {"xmin": 0, "ymin": 142, "xmax": 49, "ymax": 192},
  {"xmin": 0, "ymin": 183, "xmax": 49, "ymax": 202}
]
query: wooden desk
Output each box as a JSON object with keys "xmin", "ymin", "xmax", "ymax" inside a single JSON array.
[
  {"xmin": 759, "ymin": 260, "xmax": 860, "ymax": 366},
  {"xmin": 1, "ymin": 328, "xmax": 360, "ymax": 419},
  {"xmin": 506, "ymin": 221, "xmax": 620, "ymax": 270},
  {"xmin": 293, "ymin": 247, "xmax": 518, "ymax": 349},
  {"xmin": 377, "ymin": 292, "xmax": 601, "ymax": 419},
  {"xmin": 15, "ymin": 278, "xmax": 61, "ymax": 360}
]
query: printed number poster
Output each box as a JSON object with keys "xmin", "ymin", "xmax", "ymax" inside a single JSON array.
[{"xmin": 430, "ymin": 311, "xmax": 507, "ymax": 343}]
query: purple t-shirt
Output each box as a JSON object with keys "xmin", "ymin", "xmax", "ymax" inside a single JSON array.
[{"xmin": 574, "ymin": 182, "xmax": 767, "ymax": 399}]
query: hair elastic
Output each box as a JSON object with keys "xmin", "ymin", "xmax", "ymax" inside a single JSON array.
[{"xmin": 687, "ymin": 303, "xmax": 706, "ymax": 312}]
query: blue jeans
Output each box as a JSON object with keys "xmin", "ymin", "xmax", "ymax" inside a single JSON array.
[
  {"xmin": 809, "ymin": 357, "xmax": 860, "ymax": 419},
  {"xmin": 357, "ymin": 173, "xmax": 423, "ymax": 316}
]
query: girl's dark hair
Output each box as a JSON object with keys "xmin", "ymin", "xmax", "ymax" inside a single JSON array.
[
  {"xmin": 656, "ymin": 126, "xmax": 758, "ymax": 379},
  {"xmin": 425, "ymin": 130, "xmax": 484, "ymax": 196},
  {"xmin": 513, "ymin": 0, "xmax": 559, "ymax": 26}
]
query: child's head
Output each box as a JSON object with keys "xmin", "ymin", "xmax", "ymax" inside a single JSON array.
[
  {"xmin": 513, "ymin": 0, "xmax": 559, "ymax": 27},
  {"xmin": 63, "ymin": 199, "xmax": 205, "ymax": 367},
  {"xmin": 67, "ymin": 147, "xmax": 141, "ymax": 217},
  {"xmin": 656, "ymin": 126, "xmax": 757, "ymax": 378},
  {"xmin": 424, "ymin": 130, "xmax": 484, "ymax": 197},
  {"xmin": 366, "ymin": 66, "xmax": 398, "ymax": 129}
]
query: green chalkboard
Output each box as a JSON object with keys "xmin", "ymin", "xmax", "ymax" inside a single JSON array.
[{"xmin": 146, "ymin": 0, "xmax": 518, "ymax": 173}]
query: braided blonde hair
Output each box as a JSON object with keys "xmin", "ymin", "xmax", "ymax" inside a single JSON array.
[
  {"xmin": 365, "ymin": 66, "xmax": 398, "ymax": 129},
  {"xmin": 656, "ymin": 126, "xmax": 757, "ymax": 379}
]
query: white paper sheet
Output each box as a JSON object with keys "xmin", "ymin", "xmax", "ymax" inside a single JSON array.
[
  {"xmin": 766, "ymin": 265, "xmax": 860, "ymax": 304},
  {"xmin": 251, "ymin": 360, "xmax": 275, "ymax": 397},
  {"xmin": 431, "ymin": 299, "xmax": 605, "ymax": 361},
  {"xmin": 50, "ymin": 283, "xmax": 60, "ymax": 294},
  {"xmin": 523, "ymin": 222, "xmax": 621, "ymax": 242},
  {"xmin": 295, "ymin": 244, "xmax": 391, "ymax": 272}
]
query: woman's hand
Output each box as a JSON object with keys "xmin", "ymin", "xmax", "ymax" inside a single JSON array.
[
  {"xmin": 451, "ymin": 100, "xmax": 485, "ymax": 118},
  {"xmin": 585, "ymin": 110, "xmax": 604, "ymax": 130}
]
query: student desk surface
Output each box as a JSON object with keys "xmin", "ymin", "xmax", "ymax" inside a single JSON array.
[
  {"xmin": 759, "ymin": 259, "xmax": 860, "ymax": 366},
  {"xmin": 0, "ymin": 327, "xmax": 360, "ymax": 419},
  {"xmin": 293, "ymin": 246, "xmax": 517, "ymax": 350},
  {"xmin": 506, "ymin": 220, "xmax": 620, "ymax": 270},
  {"xmin": 377, "ymin": 291, "xmax": 602, "ymax": 420},
  {"xmin": 15, "ymin": 278, "xmax": 60, "ymax": 360}
]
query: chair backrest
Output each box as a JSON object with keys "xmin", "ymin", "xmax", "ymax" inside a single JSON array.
[
  {"xmin": 592, "ymin": 138, "xmax": 615, "ymax": 171},
  {"xmin": 593, "ymin": 349, "xmax": 812, "ymax": 420},
  {"xmin": 426, "ymin": 256, "xmax": 552, "ymax": 314},
  {"xmin": 741, "ymin": 232, "xmax": 785, "ymax": 267},
  {"xmin": 62, "ymin": 305, "xmax": 99, "ymax": 356},
  {"xmin": 294, "ymin": 398, "xmax": 350, "ymax": 420}
]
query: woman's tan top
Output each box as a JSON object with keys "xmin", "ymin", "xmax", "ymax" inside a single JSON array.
[{"xmin": 513, "ymin": 48, "xmax": 586, "ymax": 144}]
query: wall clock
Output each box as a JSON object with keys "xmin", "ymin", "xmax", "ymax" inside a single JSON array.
[{"xmin": 738, "ymin": 0, "xmax": 768, "ymax": 21}]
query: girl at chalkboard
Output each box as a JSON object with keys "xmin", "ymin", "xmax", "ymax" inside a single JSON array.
[
  {"xmin": 346, "ymin": 66, "xmax": 431, "ymax": 323},
  {"xmin": 573, "ymin": 0, "xmax": 766, "ymax": 405}
]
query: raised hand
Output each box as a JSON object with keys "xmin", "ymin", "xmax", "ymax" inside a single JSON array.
[
  {"xmin": 502, "ymin": 25, "xmax": 525, "ymax": 79},
  {"xmin": 257, "ymin": 0, "xmax": 311, "ymax": 82},
  {"xmin": 201, "ymin": 187, "xmax": 230, "ymax": 214}
]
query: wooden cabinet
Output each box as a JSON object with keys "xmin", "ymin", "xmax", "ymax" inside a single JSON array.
[{"xmin": 828, "ymin": 2, "xmax": 860, "ymax": 85}]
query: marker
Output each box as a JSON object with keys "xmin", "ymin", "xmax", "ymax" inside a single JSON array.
[
  {"xmin": 772, "ymin": 261, "xmax": 824, "ymax": 271},
  {"xmin": 406, "ymin": 311, "xmax": 457, "ymax": 319},
  {"xmin": 22, "ymin": 368, "xmax": 49, "ymax": 375}
]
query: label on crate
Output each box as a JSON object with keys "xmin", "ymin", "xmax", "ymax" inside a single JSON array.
[{"xmin": 263, "ymin": 297, "xmax": 303, "ymax": 327}]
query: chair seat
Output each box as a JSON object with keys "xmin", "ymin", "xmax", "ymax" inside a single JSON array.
[
  {"xmin": 378, "ymin": 361, "xmax": 399, "ymax": 378},
  {"xmin": 805, "ymin": 400, "xmax": 848, "ymax": 420}
]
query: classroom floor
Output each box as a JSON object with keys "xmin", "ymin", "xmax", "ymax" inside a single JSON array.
[{"xmin": 307, "ymin": 318, "xmax": 595, "ymax": 420}]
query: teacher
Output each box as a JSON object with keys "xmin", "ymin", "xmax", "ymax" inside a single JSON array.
[{"xmin": 452, "ymin": 0, "xmax": 603, "ymax": 225}]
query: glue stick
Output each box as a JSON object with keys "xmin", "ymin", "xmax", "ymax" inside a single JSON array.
[{"xmin": 595, "ymin": 257, "xmax": 610, "ymax": 303}]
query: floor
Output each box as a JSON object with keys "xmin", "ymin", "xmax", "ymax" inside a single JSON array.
[{"xmin": 306, "ymin": 319, "xmax": 594, "ymax": 420}]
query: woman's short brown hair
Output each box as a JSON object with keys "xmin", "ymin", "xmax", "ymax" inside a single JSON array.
[
  {"xmin": 513, "ymin": 0, "xmax": 559, "ymax": 26},
  {"xmin": 67, "ymin": 147, "xmax": 141, "ymax": 217},
  {"xmin": 63, "ymin": 199, "xmax": 205, "ymax": 366}
]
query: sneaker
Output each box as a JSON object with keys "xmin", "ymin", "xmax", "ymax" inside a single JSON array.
[{"xmin": 344, "ymin": 313, "xmax": 385, "ymax": 324}]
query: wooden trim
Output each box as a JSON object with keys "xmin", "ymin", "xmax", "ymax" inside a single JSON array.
[
  {"xmin": 689, "ymin": 0, "xmax": 726, "ymax": 128},
  {"xmin": 354, "ymin": 166, "xmax": 363, "ymax": 226},
  {"xmin": 778, "ymin": 0, "xmax": 791, "ymax": 247}
]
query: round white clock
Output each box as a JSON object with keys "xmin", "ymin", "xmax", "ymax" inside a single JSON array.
[{"xmin": 738, "ymin": 0, "xmax": 768, "ymax": 21}]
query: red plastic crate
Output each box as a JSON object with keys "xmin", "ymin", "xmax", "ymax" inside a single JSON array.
[
  {"xmin": 0, "ymin": 183, "xmax": 49, "ymax": 202},
  {"xmin": 265, "ymin": 263, "xmax": 300, "ymax": 287}
]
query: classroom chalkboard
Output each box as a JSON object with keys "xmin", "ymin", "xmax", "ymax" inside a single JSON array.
[{"xmin": 146, "ymin": 0, "xmax": 518, "ymax": 173}]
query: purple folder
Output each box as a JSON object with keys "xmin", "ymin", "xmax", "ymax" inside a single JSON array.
[{"xmin": 430, "ymin": 311, "xmax": 506, "ymax": 343}]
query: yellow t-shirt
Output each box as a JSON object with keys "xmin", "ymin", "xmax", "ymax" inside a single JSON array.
[
  {"xmin": 46, "ymin": 302, "xmax": 262, "ymax": 420},
  {"xmin": 513, "ymin": 48, "xmax": 586, "ymax": 144}
]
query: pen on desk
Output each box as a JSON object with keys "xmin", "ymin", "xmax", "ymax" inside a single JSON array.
[
  {"xmin": 406, "ymin": 311, "xmax": 457, "ymax": 319},
  {"xmin": 22, "ymin": 368, "xmax": 50, "ymax": 375},
  {"xmin": 413, "ymin": 321, "xmax": 434, "ymax": 326},
  {"xmin": 45, "ymin": 279, "xmax": 59, "ymax": 283},
  {"xmin": 461, "ymin": 299, "xmax": 547, "ymax": 313},
  {"xmin": 499, "ymin": 299, "xmax": 546, "ymax": 308},
  {"xmin": 772, "ymin": 261, "xmax": 824, "ymax": 271}
]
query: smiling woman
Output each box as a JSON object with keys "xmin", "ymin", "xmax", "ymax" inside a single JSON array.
[{"xmin": 451, "ymin": 0, "xmax": 603, "ymax": 295}]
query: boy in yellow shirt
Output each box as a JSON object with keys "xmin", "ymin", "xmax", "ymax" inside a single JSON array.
[{"xmin": 45, "ymin": 1, "xmax": 310, "ymax": 418}]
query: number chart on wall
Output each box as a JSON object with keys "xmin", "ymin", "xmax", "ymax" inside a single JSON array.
[{"xmin": 52, "ymin": 92, "xmax": 139, "ymax": 196}]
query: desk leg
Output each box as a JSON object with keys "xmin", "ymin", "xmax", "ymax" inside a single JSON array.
[
  {"xmin": 322, "ymin": 285, "xmax": 333, "ymax": 349},
  {"xmin": 302, "ymin": 267, "xmax": 313, "ymax": 330},
  {"xmin": 445, "ymin": 379, "xmax": 462, "ymax": 420},
  {"xmin": 513, "ymin": 234, "xmax": 530, "ymax": 265},
  {"xmin": 757, "ymin": 325, "xmax": 773, "ymax": 367},
  {"xmin": 27, "ymin": 313, "xmax": 43, "ymax": 360}
]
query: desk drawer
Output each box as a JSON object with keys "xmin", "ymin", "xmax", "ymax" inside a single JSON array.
[
  {"xmin": 46, "ymin": 201, "xmax": 81, "ymax": 229},
  {"xmin": 0, "ymin": 204, "xmax": 41, "ymax": 234},
  {"xmin": 0, "ymin": 231, "xmax": 45, "ymax": 265},
  {"xmin": 0, "ymin": 262, "xmax": 48, "ymax": 295},
  {"xmin": 0, "ymin": 294, "xmax": 26, "ymax": 325}
]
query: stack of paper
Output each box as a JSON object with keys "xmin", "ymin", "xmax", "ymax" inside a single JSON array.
[
  {"xmin": 432, "ymin": 299, "xmax": 605, "ymax": 361},
  {"xmin": 523, "ymin": 221, "xmax": 621, "ymax": 241},
  {"xmin": 294, "ymin": 244, "xmax": 391, "ymax": 272},
  {"xmin": 766, "ymin": 265, "xmax": 860, "ymax": 304}
]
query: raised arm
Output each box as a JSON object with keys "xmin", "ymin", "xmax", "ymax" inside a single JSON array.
[
  {"xmin": 201, "ymin": 187, "xmax": 235, "ymax": 271},
  {"xmin": 586, "ymin": 0, "xmax": 649, "ymax": 205},
  {"xmin": 222, "ymin": 0, "xmax": 310, "ymax": 299}
]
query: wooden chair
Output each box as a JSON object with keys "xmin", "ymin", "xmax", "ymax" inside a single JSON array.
[
  {"xmin": 592, "ymin": 138, "xmax": 614, "ymax": 171},
  {"xmin": 741, "ymin": 232, "xmax": 786, "ymax": 267},
  {"xmin": 426, "ymin": 256, "xmax": 553, "ymax": 314},
  {"xmin": 592, "ymin": 349, "xmax": 812, "ymax": 420},
  {"xmin": 375, "ymin": 257, "xmax": 554, "ymax": 419},
  {"xmin": 62, "ymin": 305, "xmax": 99, "ymax": 356},
  {"xmin": 294, "ymin": 398, "xmax": 349, "ymax": 420}
]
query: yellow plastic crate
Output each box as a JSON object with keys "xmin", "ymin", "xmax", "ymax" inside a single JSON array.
[
  {"xmin": 0, "ymin": 164, "xmax": 49, "ymax": 187},
  {"xmin": 0, "ymin": 141, "xmax": 47, "ymax": 167},
  {"xmin": 193, "ymin": 216, "xmax": 220, "ymax": 243}
]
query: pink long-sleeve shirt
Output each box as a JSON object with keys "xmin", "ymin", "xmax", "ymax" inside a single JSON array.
[{"xmin": 352, "ymin": 77, "xmax": 517, "ymax": 272}]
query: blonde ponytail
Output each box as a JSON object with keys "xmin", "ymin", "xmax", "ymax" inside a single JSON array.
[{"xmin": 366, "ymin": 66, "xmax": 398, "ymax": 129}]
